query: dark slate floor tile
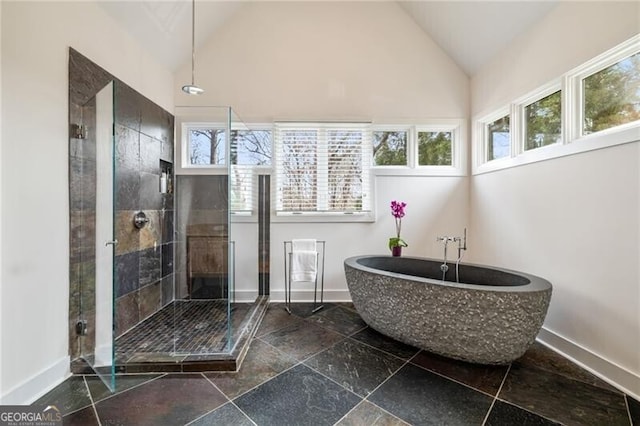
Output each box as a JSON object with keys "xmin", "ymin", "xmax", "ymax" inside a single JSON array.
[
  {"xmin": 189, "ymin": 402, "xmax": 254, "ymax": 426},
  {"xmin": 255, "ymin": 304, "xmax": 305, "ymax": 337},
  {"xmin": 305, "ymin": 339, "xmax": 404, "ymax": 397},
  {"xmin": 307, "ymin": 306, "xmax": 367, "ymax": 336},
  {"xmin": 500, "ymin": 363, "xmax": 629, "ymax": 425},
  {"xmin": 350, "ymin": 327, "xmax": 419, "ymax": 360},
  {"xmin": 234, "ymin": 364, "xmax": 361, "ymax": 426},
  {"xmin": 336, "ymin": 400, "xmax": 409, "ymax": 426},
  {"xmin": 85, "ymin": 373, "xmax": 162, "ymax": 403},
  {"xmin": 34, "ymin": 376, "xmax": 92, "ymax": 416},
  {"xmin": 334, "ymin": 302, "xmax": 357, "ymax": 312},
  {"xmin": 485, "ymin": 400, "xmax": 561, "ymax": 426},
  {"xmin": 411, "ymin": 350, "xmax": 508, "ymax": 396},
  {"xmin": 62, "ymin": 406, "xmax": 99, "ymax": 426},
  {"xmin": 369, "ymin": 363, "xmax": 493, "ymax": 426},
  {"xmin": 516, "ymin": 342, "xmax": 621, "ymax": 393},
  {"xmin": 206, "ymin": 338, "xmax": 297, "ymax": 399},
  {"xmin": 260, "ymin": 321, "xmax": 344, "ymax": 361},
  {"xmin": 286, "ymin": 302, "xmax": 336, "ymax": 318},
  {"xmin": 628, "ymin": 395, "xmax": 640, "ymax": 425},
  {"xmin": 95, "ymin": 373, "xmax": 227, "ymax": 425}
]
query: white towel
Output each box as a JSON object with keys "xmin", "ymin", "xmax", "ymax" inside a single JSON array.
[{"xmin": 291, "ymin": 239, "xmax": 317, "ymax": 282}]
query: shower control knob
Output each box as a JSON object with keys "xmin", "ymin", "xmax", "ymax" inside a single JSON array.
[{"xmin": 134, "ymin": 211, "xmax": 150, "ymax": 229}]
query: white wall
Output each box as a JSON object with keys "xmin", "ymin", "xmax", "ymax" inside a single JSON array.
[
  {"xmin": 0, "ymin": 1, "xmax": 174, "ymax": 404},
  {"xmin": 174, "ymin": 1, "xmax": 470, "ymax": 300},
  {"xmin": 0, "ymin": 0, "xmax": 4, "ymax": 399},
  {"xmin": 470, "ymin": 2, "xmax": 640, "ymax": 396}
]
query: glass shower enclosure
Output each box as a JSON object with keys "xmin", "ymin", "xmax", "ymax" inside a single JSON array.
[{"xmin": 70, "ymin": 50, "xmax": 266, "ymax": 393}]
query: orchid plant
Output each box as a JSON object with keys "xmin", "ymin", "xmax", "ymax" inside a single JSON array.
[{"xmin": 389, "ymin": 200, "xmax": 408, "ymax": 250}]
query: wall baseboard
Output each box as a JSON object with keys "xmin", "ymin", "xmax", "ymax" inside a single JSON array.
[
  {"xmin": 270, "ymin": 290, "xmax": 352, "ymax": 303},
  {"xmin": 538, "ymin": 327, "xmax": 640, "ymax": 400},
  {"xmin": 0, "ymin": 356, "xmax": 70, "ymax": 405},
  {"xmin": 235, "ymin": 290, "xmax": 260, "ymax": 303}
]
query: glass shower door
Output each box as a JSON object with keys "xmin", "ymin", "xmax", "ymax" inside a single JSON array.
[{"xmin": 79, "ymin": 81, "xmax": 116, "ymax": 391}]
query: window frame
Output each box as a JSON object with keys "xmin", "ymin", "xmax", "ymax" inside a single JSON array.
[
  {"xmin": 370, "ymin": 125, "xmax": 412, "ymax": 170},
  {"xmin": 473, "ymin": 34, "xmax": 640, "ymax": 175},
  {"xmin": 177, "ymin": 122, "xmax": 273, "ymax": 221},
  {"xmin": 517, "ymin": 81, "xmax": 563, "ymax": 156},
  {"xmin": 372, "ymin": 119, "xmax": 466, "ymax": 177},
  {"xmin": 272, "ymin": 122, "xmax": 375, "ymax": 223}
]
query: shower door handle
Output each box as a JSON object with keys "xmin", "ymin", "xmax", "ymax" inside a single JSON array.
[{"xmin": 105, "ymin": 240, "xmax": 118, "ymax": 247}]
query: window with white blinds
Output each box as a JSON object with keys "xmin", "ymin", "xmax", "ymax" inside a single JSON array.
[{"xmin": 274, "ymin": 123, "xmax": 372, "ymax": 215}]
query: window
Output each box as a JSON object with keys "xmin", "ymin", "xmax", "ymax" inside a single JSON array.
[
  {"xmin": 229, "ymin": 129, "xmax": 272, "ymax": 214},
  {"xmin": 418, "ymin": 131, "xmax": 452, "ymax": 166},
  {"xmin": 274, "ymin": 123, "xmax": 372, "ymax": 216},
  {"xmin": 182, "ymin": 124, "xmax": 272, "ymax": 215},
  {"xmin": 188, "ymin": 127, "xmax": 226, "ymax": 165},
  {"xmin": 486, "ymin": 115, "xmax": 510, "ymax": 161},
  {"xmin": 525, "ymin": 90, "xmax": 562, "ymax": 151},
  {"xmin": 372, "ymin": 130, "xmax": 407, "ymax": 166},
  {"xmin": 583, "ymin": 52, "xmax": 640, "ymax": 135},
  {"xmin": 474, "ymin": 35, "xmax": 639, "ymax": 175},
  {"xmin": 231, "ymin": 130, "xmax": 272, "ymax": 166}
]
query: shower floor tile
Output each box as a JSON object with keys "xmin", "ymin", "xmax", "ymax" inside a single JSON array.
[{"xmin": 115, "ymin": 300, "xmax": 250, "ymax": 362}]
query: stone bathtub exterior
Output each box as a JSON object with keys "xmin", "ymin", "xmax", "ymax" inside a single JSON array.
[{"xmin": 344, "ymin": 256, "xmax": 552, "ymax": 365}]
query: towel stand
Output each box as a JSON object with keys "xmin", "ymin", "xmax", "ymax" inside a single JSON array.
[{"xmin": 283, "ymin": 240, "xmax": 326, "ymax": 314}]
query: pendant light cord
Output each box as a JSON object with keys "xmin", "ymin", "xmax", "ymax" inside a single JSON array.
[{"xmin": 191, "ymin": 0, "xmax": 196, "ymax": 86}]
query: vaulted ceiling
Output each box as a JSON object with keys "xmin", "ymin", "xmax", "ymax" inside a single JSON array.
[{"xmin": 98, "ymin": 1, "xmax": 558, "ymax": 76}]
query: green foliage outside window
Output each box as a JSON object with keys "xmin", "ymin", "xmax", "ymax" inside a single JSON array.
[
  {"xmin": 525, "ymin": 91, "xmax": 562, "ymax": 151},
  {"xmin": 584, "ymin": 52, "xmax": 640, "ymax": 134},
  {"xmin": 372, "ymin": 131, "xmax": 407, "ymax": 166},
  {"xmin": 418, "ymin": 131, "xmax": 452, "ymax": 166}
]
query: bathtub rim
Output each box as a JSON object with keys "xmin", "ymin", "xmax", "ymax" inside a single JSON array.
[{"xmin": 344, "ymin": 255, "xmax": 552, "ymax": 294}]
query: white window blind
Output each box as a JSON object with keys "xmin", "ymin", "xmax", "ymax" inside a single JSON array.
[{"xmin": 274, "ymin": 123, "xmax": 372, "ymax": 214}]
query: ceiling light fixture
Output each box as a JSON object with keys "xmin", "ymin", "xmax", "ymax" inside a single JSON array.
[{"xmin": 182, "ymin": 0, "xmax": 204, "ymax": 95}]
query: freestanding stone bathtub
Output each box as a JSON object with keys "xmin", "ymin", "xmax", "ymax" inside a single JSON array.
[{"xmin": 344, "ymin": 255, "xmax": 552, "ymax": 365}]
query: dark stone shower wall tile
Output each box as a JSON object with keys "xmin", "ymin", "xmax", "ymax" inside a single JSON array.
[
  {"xmin": 115, "ymin": 210, "xmax": 140, "ymax": 255},
  {"xmin": 115, "ymin": 124, "xmax": 140, "ymax": 171},
  {"xmin": 115, "ymin": 291, "xmax": 140, "ymax": 337},
  {"xmin": 69, "ymin": 262, "xmax": 81, "ymax": 320},
  {"xmin": 69, "ymin": 157, "xmax": 96, "ymax": 211},
  {"xmin": 114, "ymin": 81, "xmax": 142, "ymax": 132},
  {"xmin": 68, "ymin": 318, "xmax": 80, "ymax": 360},
  {"xmin": 79, "ymin": 261, "xmax": 96, "ymax": 312},
  {"xmin": 140, "ymin": 210, "xmax": 161, "ymax": 250},
  {"xmin": 70, "ymin": 211, "xmax": 96, "ymax": 264},
  {"xmin": 69, "ymin": 48, "xmax": 113, "ymax": 106},
  {"xmin": 161, "ymin": 274, "xmax": 174, "ymax": 306},
  {"xmin": 80, "ymin": 309, "xmax": 96, "ymax": 358},
  {"xmin": 161, "ymin": 243, "xmax": 174, "ymax": 278},
  {"xmin": 140, "ymin": 98, "xmax": 172, "ymax": 144},
  {"xmin": 115, "ymin": 166, "xmax": 140, "ymax": 211},
  {"xmin": 161, "ymin": 209, "xmax": 174, "ymax": 244},
  {"xmin": 115, "ymin": 251, "xmax": 140, "ymax": 297},
  {"xmin": 139, "ymin": 281, "xmax": 162, "ymax": 321},
  {"xmin": 140, "ymin": 172, "xmax": 162, "ymax": 210},
  {"xmin": 140, "ymin": 133, "xmax": 162, "ymax": 174},
  {"xmin": 139, "ymin": 245, "xmax": 161, "ymax": 287}
]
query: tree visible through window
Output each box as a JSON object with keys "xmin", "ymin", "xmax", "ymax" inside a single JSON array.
[
  {"xmin": 372, "ymin": 131, "xmax": 407, "ymax": 166},
  {"xmin": 525, "ymin": 91, "xmax": 562, "ymax": 150},
  {"xmin": 584, "ymin": 52, "xmax": 640, "ymax": 134},
  {"xmin": 275, "ymin": 125, "xmax": 371, "ymax": 214},
  {"xmin": 189, "ymin": 128, "xmax": 225, "ymax": 165},
  {"xmin": 486, "ymin": 116, "xmax": 510, "ymax": 161},
  {"xmin": 418, "ymin": 131, "xmax": 452, "ymax": 166}
]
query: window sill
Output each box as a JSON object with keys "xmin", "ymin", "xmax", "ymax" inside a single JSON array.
[
  {"xmin": 473, "ymin": 123, "xmax": 639, "ymax": 175},
  {"xmin": 372, "ymin": 166, "xmax": 466, "ymax": 177},
  {"xmin": 272, "ymin": 211, "xmax": 375, "ymax": 223}
]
